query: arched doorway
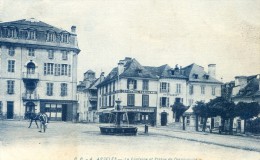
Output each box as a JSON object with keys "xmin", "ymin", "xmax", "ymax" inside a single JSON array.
[
  {"xmin": 27, "ymin": 61, "xmax": 35, "ymax": 74},
  {"xmin": 25, "ymin": 102, "xmax": 36, "ymax": 113},
  {"xmin": 161, "ymin": 112, "xmax": 167, "ymax": 126}
]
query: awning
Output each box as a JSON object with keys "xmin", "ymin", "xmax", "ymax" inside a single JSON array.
[{"xmin": 97, "ymin": 108, "xmax": 115, "ymax": 114}]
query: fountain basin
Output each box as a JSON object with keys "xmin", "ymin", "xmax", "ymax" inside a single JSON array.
[{"xmin": 100, "ymin": 126, "xmax": 138, "ymax": 136}]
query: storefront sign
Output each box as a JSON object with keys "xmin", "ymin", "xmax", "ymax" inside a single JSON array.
[{"xmin": 122, "ymin": 108, "xmax": 155, "ymax": 113}]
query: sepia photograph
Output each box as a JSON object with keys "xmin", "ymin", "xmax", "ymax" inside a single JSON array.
[{"xmin": 0, "ymin": 0, "xmax": 260, "ymax": 160}]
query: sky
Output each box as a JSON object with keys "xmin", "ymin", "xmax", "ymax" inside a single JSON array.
[{"xmin": 0, "ymin": 0, "xmax": 259, "ymax": 82}]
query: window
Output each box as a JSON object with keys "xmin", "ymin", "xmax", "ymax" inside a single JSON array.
[
  {"xmin": 48, "ymin": 50, "xmax": 54, "ymax": 59},
  {"xmin": 9, "ymin": 28, "xmax": 17, "ymax": 38},
  {"xmin": 112, "ymin": 95, "xmax": 115, "ymax": 106},
  {"xmin": 212, "ymin": 87, "xmax": 216, "ymax": 96},
  {"xmin": 176, "ymin": 84, "xmax": 181, "ymax": 94},
  {"xmin": 47, "ymin": 32, "xmax": 55, "ymax": 42},
  {"xmin": 7, "ymin": 80, "xmax": 15, "ymax": 94},
  {"xmin": 160, "ymin": 82, "xmax": 170, "ymax": 92},
  {"xmin": 127, "ymin": 94, "xmax": 135, "ymax": 106},
  {"xmin": 186, "ymin": 116, "xmax": 190, "ymax": 125},
  {"xmin": 61, "ymin": 34, "xmax": 69, "ymax": 43},
  {"xmin": 28, "ymin": 30, "xmax": 36, "ymax": 40},
  {"xmin": 142, "ymin": 80, "xmax": 149, "ymax": 91},
  {"xmin": 61, "ymin": 64, "xmax": 68, "ymax": 75},
  {"xmin": 201, "ymin": 86, "xmax": 205, "ymax": 94},
  {"xmin": 142, "ymin": 95, "xmax": 149, "ymax": 107},
  {"xmin": 28, "ymin": 48, "xmax": 35, "ymax": 56},
  {"xmin": 46, "ymin": 83, "xmax": 53, "ymax": 96},
  {"xmin": 62, "ymin": 51, "xmax": 68, "ymax": 60},
  {"xmin": 44, "ymin": 63, "xmax": 54, "ymax": 75},
  {"xmin": 68, "ymin": 65, "xmax": 71, "ymax": 77},
  {"xmin": 54, "ymin": 64, "xmax": 61, "ymax": 76},
  {"xmin": 8, "ymin": 47, "xmax": 15, "ymax": 56},
  {"xmin": 8, "ymin": 60, "xmax": 15, "ymax": 72},
  {"xmin": 160, "ymin": 97, "xmax": 169, "ymax": 107},
  {"xmin": 60, "ymin": 83, "xmax": 67, "ymax": 96},
  {"xmin": 109, "ymin": 96, "xmax": 111, "ymax": 107},
  {"xmin": 189, "ymin": 85, "xmax": 193, "ymax": 95},
  {"xmin": 193, "ymin": 74, "xmax": 198, "ymax": 79},
  {"xmin": 127, "ymin": 79, "xmax": 137, "ymax": 90},
  {"xmin": 175, "ymin": 97, "xmax": 183, "ymax": 104},
  {"xmin": 113, "ymin": 81, "xmax": 115, "ymax": 91}
]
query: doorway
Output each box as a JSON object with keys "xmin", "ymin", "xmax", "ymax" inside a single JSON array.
[
  {"xmin": 7, "ymin": 101, "xmax": 14, "ymax": 119},
  {"xmin": 62, "ymin": 104, "xmax": 67, "ymax": 121},
  {"xmin": 161, "ymin": 112, "xmax": 167, "ymax": 126}
]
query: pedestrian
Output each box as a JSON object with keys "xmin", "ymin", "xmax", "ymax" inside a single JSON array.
[{"xmin": 38, "ymin": 112, "xmax": 49, "ymax": 133}]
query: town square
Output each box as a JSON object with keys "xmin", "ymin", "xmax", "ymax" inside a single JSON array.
[{"xmin": 0, "ymin": 0, "xmax": 260, "ymax": 160}]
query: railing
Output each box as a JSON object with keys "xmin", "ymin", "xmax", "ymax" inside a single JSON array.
[
  {"xmin": 22, "ymin": 72, "xmax": 39, "ymax": 79},
  {"xmin": 89, "ymin": 95, "xmax": 98, "ymax": 101},
  {"xmin": 22, "ymin": 92, "xmax": 39, "ymax": 100}
]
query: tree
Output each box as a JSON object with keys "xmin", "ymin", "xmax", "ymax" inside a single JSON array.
[
  {"xmin": 236, "ymin": 102, "xmax": 260, "ymax": 133},
  {"xmin": 207, "ymin": 97, "xmax": 236, "ymax": 134},
  {"xmin": 171, "ymin": 102, "xmax": 189, "ymax": 123},
  {"xmin": 193, "ymin": 101, "xmax": 207, "ymax": 131}
]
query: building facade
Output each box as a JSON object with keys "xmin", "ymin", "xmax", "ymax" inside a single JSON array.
[
  {"xmin": 77, "ymin": 70, "xmax": 100, "ymax": 122},
  {"xmin": 0, "ymin": 18, "xmax": 80, "ymax": 121},
  {"xmin": 97, "ymin": 57, "xmax": 222, "ymax": 126}
]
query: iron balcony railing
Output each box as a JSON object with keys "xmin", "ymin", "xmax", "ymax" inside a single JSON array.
[
  {"xmin": 22, "ymin": 92, "xmax": 39, "ymax": 100},
  {"xmin": 22, "ymin": 72, "xmax": 39, "ymax": 79}
]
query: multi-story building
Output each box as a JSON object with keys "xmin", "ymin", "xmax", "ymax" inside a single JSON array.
[
  {"xmin": 77, "ymin": 70, "xmax": 100, "ymax": 122},
  {"xmin": 97, "ymin": 57, "xmax": 222, "ymax": 126},
  {"xmin": 0, "ymin": 18, "xmax": 80, "ymax": 121}
]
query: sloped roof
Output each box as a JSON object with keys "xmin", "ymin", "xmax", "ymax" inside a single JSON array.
[
  {"xmin": 181, "ymin": 63, "xmax": 222, "ymax": 84},
  {"xmin": 88, "ymin": 78, "xmax": 101, "ymax": 90},
  {"xmin": 234, "ymin": 76, "xmax": 260, "ymax": 98},
  {"xmin": 0, "ymin": 18, "xmax": 71, "ymax": 34}
]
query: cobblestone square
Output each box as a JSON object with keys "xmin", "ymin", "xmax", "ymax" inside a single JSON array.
[{"xmin": 1, "ymin": 121, "xmax": 260, "ymax": 160}]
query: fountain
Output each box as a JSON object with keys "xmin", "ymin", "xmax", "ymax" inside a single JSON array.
[{"xmin": 99, "ymin": 99, "xmax": 138, "ymax": 135}]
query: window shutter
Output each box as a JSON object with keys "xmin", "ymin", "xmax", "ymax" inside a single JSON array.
[
  {"xmin": 168, "ymin": 83, "xmax": 170, "ymax": 92},
  {"xmin": 167, "ymin": 98, "xmax": 169, "ymax": 107},
  {"xmin": 127, "ymin": 79, "xmax": 129, "ymax": 89},
  {"xmin": 160, "ymin": 83, "xmax": 162, "ymax": 92},
  {"xmin": 54, "ymin": 64, "xmax": 57, "ymax": 76},
  {"xmin": 44, "ymin": 63, "xmax": 47, "ymax": 75},
  {"xmin": 134, "ymin": 80, "xmax": 137, "ymax": 89},
  {"xmin": 160, "ymin": 97, "xmax": 162, "ymax": 107}
]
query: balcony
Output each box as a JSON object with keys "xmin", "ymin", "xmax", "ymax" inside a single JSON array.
[
  {"xmin": 89, "ymin": 95, "xmax": 98, "ymax": 102},
  {"xmin": 22, "ymin": 72, "xmax": 39, "ymax": 80},
  {"xmin": 22, "ymin": 92, "xmax": 39, "ymax": 100}
]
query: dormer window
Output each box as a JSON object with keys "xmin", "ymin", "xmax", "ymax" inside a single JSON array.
[
  {"xmin": 204, "ymin": 74, "xmax": 209, "ymax": 79},
  {"xmin": 28, "ymin": 30, "xmax": 36, "ymax": 40},
  {"xmin": 193, "ymin": 74, "xmax": 198, "ymax": 79},
  {"xmin": 136, "ymin": 68, "xmax": 142, "ymax": 74},
  {"xmin": 127, "ymin": 79, "xmax": 137, "ymax": 90},
  {"xmin": 47, "ymin": 32, "xmax": 55, "ymax": 42},
  {"xmin": 61, "ymin": 33, "xmax": 69, "ymax": 43},
  {"xmin": 8, "ymin": 28, "xmax": 17, "ymax": 38}
]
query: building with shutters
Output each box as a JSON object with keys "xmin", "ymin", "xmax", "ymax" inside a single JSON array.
[
  {"xmin": 0, "ymin": 18, "xmax": 80, "ymax": 121},
  {"xmin": 77, "ymin": 70, "xmax": 101, "ymax": 122},
  {"xmin": 96, "ymin": 57, "xmax": 222, "ymax": 126}
]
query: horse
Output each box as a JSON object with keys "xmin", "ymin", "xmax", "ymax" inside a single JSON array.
[
  {"xmin": 25, "ymin": 112, "xmax": 40, "ymax": 128},
  {"xmin": 38, "ymin": 113, "xmax": 49, "ymax": 133}
]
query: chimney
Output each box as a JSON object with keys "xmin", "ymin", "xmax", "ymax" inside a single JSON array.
[
  {"xmin": 257, "ymin": 74, "xmax": 260, "ymax": 91},
  {"xmin": 118, "ymin": 61, "xmax": 125, "ymax": 75},
  {"xmin": 208, "ymin": 64, "xmax": 216, "ymax": 78},
  {"xmin": 99, "ymin": 72, "xmax": 105, "ymax": 83},
  {"xmin": 71, "ymin": 26, "xmax": 76, "ymax": 33}
]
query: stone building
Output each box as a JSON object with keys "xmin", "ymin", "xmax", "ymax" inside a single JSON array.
[
  {"xmin": 0, "ymin": 18, "xmax": 80, "ymax": 121},
  {"xmin": 96, "ymin": 57, "xmax": 222, "ymax": 126},
  {"xmin": 77, "ymin": 70, "xmax": 100, "ymax": 122}
]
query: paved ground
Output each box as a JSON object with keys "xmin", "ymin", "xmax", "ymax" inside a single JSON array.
[{"xmin": 0, "ymin": 120, "xmax": 260, "ymax": 160}]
